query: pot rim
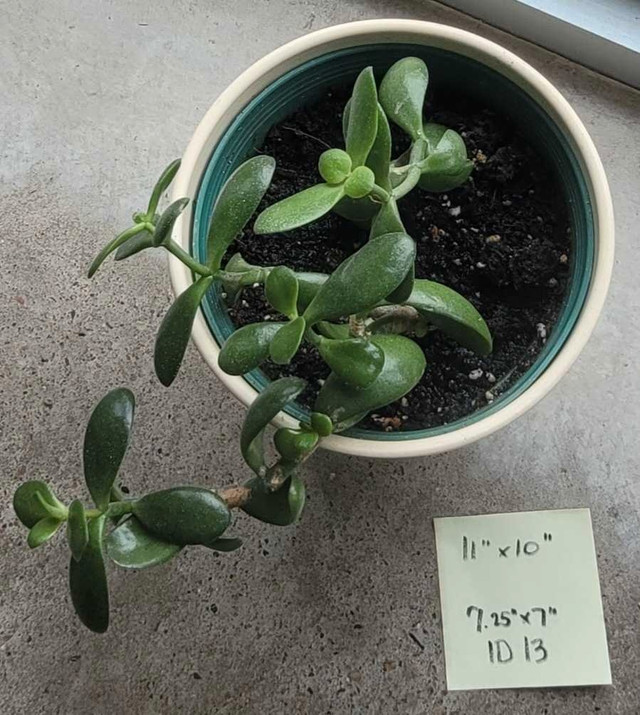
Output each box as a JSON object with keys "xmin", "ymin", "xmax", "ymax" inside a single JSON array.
[{"xmin": 169, "ymin": 19, "xmax": 614, "ymax": 458}]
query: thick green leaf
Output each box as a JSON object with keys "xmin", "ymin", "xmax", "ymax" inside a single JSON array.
[
  {"xmin": 13, "ymin": 480, "xmax": 64, "ymax": 528},
  {"xmin": 316, "ymin": 321, "xmax": 350, "ymax": 340},
  {"xmin": 253, "ymin": 183, "xmax": 345, "ymax": 235},
  {"xmin": 269, "ymin": 317, "xmax": 306, "ymax": 365},
  {"xmin": 88, "ymin": 223, "xmax": 148, "ymax": 278},
  {"xmin": 344, "ymin": 166, "xmax": 375, "ymax": 199},
  {"xmin": 207, "ymin": 537, "xmax": 243, "ymax": 552},
  {"xmin": 106, "ymin": 515, "xmax": 182, "ymax": 569},
  {"xmin": 265, "ymin": 266, "xmax": 299, "ymax": 317},
  {"xmin": 333, "ymin": 195, "xmax": 378, "ymax": 228},
  {"xmin": 207, "ymin": 156, "xmax": 275, "ymax": 269},
  {"xmin": 318, "ymin": 149, "xmax": 352, "ymax": 185},
  {"xmin": 83, "ymin": 388, "xmax": 135, "ymax": 511},
  {"xmin": 418, "ymin": 123, "xmax": 473, "ymax": 192},
  {"xmin": 379, "ymin": 57, "xmax": 429, "ymax": 140},
  {"xmin": 133, "ymin": 487, "xmax": 231, "ymax": 546},
  {"xmin": 146, "ymin": 158, "xmax": 181, "ymax": 217},
  {"xmin": 240, "ymin": 377, "xmax": 306, "ymax": 476},
  {"xmin": 318, "ymin": 336, "xmax": 384, "ymax": 388},
  {"xmin": 27, "ymin": 517, "xmax": 61, "ymax": 549},
  {"xmin": 367, "ymin": 105, "xmax": 392, "ymax": 190},
  {"xmin": 152, "ymin": 197, "xmax": 190, "ymax": 247},
  {"xmin": 242, "ymin": 476, "xmax": 305, "ymax": 526},
  {"xmin": 218, "ymin": 321, "xmax": 285, "ymax": 375},
  {"xmin": 303, "ymin": 233, "xmax": 415, "ymax": 325},
  {"xmin": 69, "ymin": 514, "xmax": 109, "ymax": 633},
  {"xmin": 67, "ymin": 500, "xmax": 89, "ymax": 561},
  {"xmin": 406, "ymin": 279, "xmax": 492, "ymax": 355},
  {"xmin": 274, "ymin": 428, "xmax": 318, "ymax": 463},
  {"xmin": 315, "ymin": 334, "xmax": 426, "ymax": 428},
  {"xmin": 310, "ymin": 412, "xmax": 333, "ymax": 437},
  {"xmin": 114, "ymin": 230, "xmax": 155, "ymax": 261},
  {"xmin": 386, "ymin": 264, "xmax": 415, "ymax": 304},
  {"xmin": 296, "ymin": 272, "xmax": 329, "ymax": 312},
  {"xmin": 370, "ymin": 199, "xmax": 404, "ymax": 239},
  {"xmin": 345, "ymin": 66, "xmax": 379, "ymax": 167},
  {"xmin": 154, "ymin": 275, "xmax": 214, "ymax": 386}
]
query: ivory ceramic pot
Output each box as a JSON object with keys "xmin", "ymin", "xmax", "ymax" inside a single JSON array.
[{"xmin": 169, "ymin": 19, "xmax": 614, "ymax": 458}]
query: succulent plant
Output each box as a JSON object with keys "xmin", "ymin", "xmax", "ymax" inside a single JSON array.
[{"xmin": 13, "ymin": 58, "xmax": 492, "ymax": 632}]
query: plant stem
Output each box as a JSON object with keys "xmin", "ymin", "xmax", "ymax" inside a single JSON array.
[
  {"xmin": 218, "ymin": 485, "xmax": 251, "ymax": 508},
  {"xmin": 165, "ymin": 240, "xmax": 212, "ymax": 276},
  {"xmin": 391, "ymin": 138, "xmax": 428, "ymax": 200}
]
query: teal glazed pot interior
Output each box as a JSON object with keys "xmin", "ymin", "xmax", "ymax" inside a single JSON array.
[{"xmin": 191, "ymin": 43, "xmax": 594, "ymax": 442}]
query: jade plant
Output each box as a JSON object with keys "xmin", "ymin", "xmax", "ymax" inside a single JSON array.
[{"xmin": 13, "ymin": 58, "xmax": 493, "ymax": 632}]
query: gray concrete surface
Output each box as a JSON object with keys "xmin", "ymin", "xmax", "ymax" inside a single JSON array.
[{"xmin": 1, "ymin": 1, "xmax": 639, "ymax": 713}]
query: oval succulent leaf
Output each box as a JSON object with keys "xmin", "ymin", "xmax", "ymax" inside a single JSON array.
[
  {"xmin": 207, "ymin": 537, "xmax": 243, "ymax": 553},
  {"xmin": 273, "ymin": 428, "xmax": 318, "ymax": 463},
  {"xmin": 69, "ymin": 514, "xmax": 109, "ymax": 633},
  {"xmin": 67, "ymin": 500, "xmax": 89, "ymax": 562},
  {"xmin": 13, "ymin": 480, "xmax": 64, "ymax": 528},
  {"xmin": 418, "ymin": 124, "xmax": 473, "ymax": 192},
  {"xmin": 106, "ymin": 515, "xmax": 182, "ymax": 569},
  {"xmin": 310, "ymin": 412, "xmax": 333, "ymax": 437},
  {"xmin": 379, "ymin": 57, "xmax": 429, "ymax": 141},
  {"xmin": 152, "ymin": 197, "xmax": 190, "ymax": 247},
  {"xmin": 133, "ymin": 487, "xmax": 231, "ymax": 546},
  {"xmin": 316, "ymin": 321, "xmax": 350, "ymax": 340},
  {"xmin": 318, "ymin": 149, "xmax": 352, "ymax": 185},
  {"xmin": 218, "ymin": 322, "xmax": 285, "ymax": 376},
  {"xmin": 367, "ymin": 104, "xmax": 392, "ymax": 190},
  {"xmin": 114, "ymin": 230, "xmax": 155, "ymax": 261},
  {"xmin": 370, "ymin": 199, "xmax": 404, "ymax": 239},
  {"xmin": 242, "ymin": 476, "xmax": 305, "ymax": 526},
  {"xmin": 265, "ymin": 266, "xmax": 299, "ymax": 317},
  {"xmin": 154, "ymin": 275, "xmax": 214, "ymax": 387},
  {"xmin": 303, "ymin": 233, "xmax": 416, "ymax": 325},
  {"xmin": 207, "ymin": 156, "xmax": 276, "ymax": 270},
  {"xmin": 332, "ymin": 195, "xmax": 379, "ymax": 228},
  {"xmin": 318, "ymin": 337, "xmax": 384, "ymax": 389},
  {"xmin": 406, "ymin": 279, "xmax": 493, "ymax": 355},
  {"xmin": 240, "ymin": 377, "xmax": 306, "ymax": 476},
  {"xmin": 315, "ymin": 334, "xmax": 426, "ymax": 429},
  {"xmin": 87, "ymin": 223, "xmax": 148, "ymax": 278},
  {"xmin": 387, "ymin": 264, "xmax": 415, "ymax": 304},
  {"xmin": 269, "ymin": 317, "xmax": 306, "ymax": 365},
  {"xmin": 345, "ymin": 66, "xmax": 379, "ymax": 167},
  {"xmin": 253, "ymin": 183, "xmax": 345, "ymax": 235},
  {"xmin": 296, "ymin": 272, "xmax": 328, "ymax": 312},
  {"xmin": 27, "ymin": 517, "xmax": 61, "ymax": 549},
  {"xmin": 83, "ymin": 388, "xmax": 135, "ymax": 511}
]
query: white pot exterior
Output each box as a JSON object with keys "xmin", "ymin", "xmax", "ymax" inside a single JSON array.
[{"xmin": 170, "ymin": 19, "xmax": 614, "ymax": 459}]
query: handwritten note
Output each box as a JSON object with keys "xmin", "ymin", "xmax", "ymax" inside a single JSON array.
[{"xmin": 434, "ymin": 508, "xmax": 611, "ymax": 690}]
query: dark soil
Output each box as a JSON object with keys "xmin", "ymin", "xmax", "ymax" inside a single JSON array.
[{"xmin": 225, "ymin": 85, "xmax": 571, "ymax": 432}]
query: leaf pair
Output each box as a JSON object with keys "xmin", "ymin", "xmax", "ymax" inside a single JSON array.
[{"xmin": 418, "ymin": 123, "xmax": 473, "ymax": 193}]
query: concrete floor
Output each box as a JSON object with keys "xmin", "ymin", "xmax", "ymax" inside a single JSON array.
[{"xmin": 1, "ymin": 1, "xmax": 639, "ymax": 713}]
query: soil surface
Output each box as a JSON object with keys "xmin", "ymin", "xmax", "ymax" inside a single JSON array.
[{"xmin": 225, "ymin": 85, "xmax": 571, "ymax": 432}]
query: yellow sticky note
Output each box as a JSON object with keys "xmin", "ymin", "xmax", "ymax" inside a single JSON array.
[{"xmin": 434, "ymin": 508, "xmax": 611, "ymax": 690}]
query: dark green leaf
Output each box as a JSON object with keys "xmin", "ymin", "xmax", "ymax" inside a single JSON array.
[
  {"xmin": 387, "ymin": 264, "xmax": 415, "ymax": 304},
  {"xmin": 296, "ymin": 272, "xmax": 328, "ymax": 312},
  {"xmin": 406, "ymin": 279, "xmax": 492, "ymax": 355},
  {"xmin": 265, "ymin": 266, "xmax": 299, "ymax": 317},
  {"xmin": 206, "ymin": 537, "xmax": 243, "ymax": 552},
  {"xmin": 318, "ymin": 337, "xmax": 384, "ymax": 388},
  {"xmin": 146, "ymin": 158, "xmax": 181, "ymax": 217},
  {"xmin": 315, "ymin": 334, "xmax": 426, "ymax": 428},
  {"xmin": 418, "ymin": 124, "xmax": 473, "ymax": 192},
  {"xmin": 27, "ymin": 517, "xmax": 61, "ymax": 549},
  {"xmin": 242, "ymin": 476, "xmax": 305, "ymax": 526},
  {"xmin": 154, "ymin": 275, "xmax": 214, "ymax": 386},
  {"xmin": 133, "ymin": 487, "xmax": 231, "ymax": 546},
  {"xmin": 218, "ymin": 321, "xmax": 285, "ymax": 375},
  {"xmin": 303, "ymin": 233, "xmax": 415, "ymax": 325},
  {"xmin": 88, "ymin": 223, "xmax": 148, "ymax": 278},
  {"xmin": 67, "ymin": 500, "xmax": 89, "ymax": 561},
  {"xmin": 69, "ymin": 514, "xmax": 109, "ymax": 633},
  {"xmin": 240, "ymin": 377, "xmax": 306, "ymax": 476},
  {"xmin": 106, "ymin": 515, "xmax": 182, "ymax": 569},
  {"xmin": 379, "ymin": 57, "xmax": 429, "ymax": 140},
  {"xmin": 316, "ymin": 321, "xmax": 350, "ymax": 340},
  {"xmin": 114, "ymin": 230, "xmax": 155, "ymax": 261},
  {"xmin": 13, "ymin": 480, "xmax": 64, "ymax": 528},
  {"xmin": 333, "ymin": 195, "xmax": 378, "ymax": 228},
  {"xmin": 253, "ymin": 183, "xmax": 345, "ymax": 235},
  {"xmin": 207, "ymin": 156, "xmax": 276, "ymax": 270},
  {"xmin": 269, "ymin": 317, "xmax": 306, "ymax": 365},
  {"xmin": 274, "ymin": 428, "xmax": 318, "ymax": 463},
  {"xmin": 345, "ymin": 67, "xmax": 378, "ymax": 167},
  {"xmin": 367, "ymin": 105, "xmax": 392, "ymax": 190},
  {"xmin": 83, "ymin": 388, "xmax": 135, "ymax": 511},
  {"xmin": 152, "ymin": 197, "xmax": 190, "ymax": 247}
]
